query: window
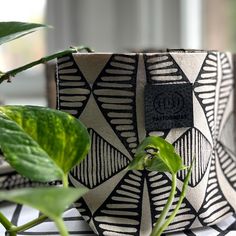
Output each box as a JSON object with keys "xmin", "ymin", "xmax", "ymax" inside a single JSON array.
[
  {"xmin": 0, "ymin": 0, "xmax": 47, "ymax": 105},
  {"xmin": 1, "ymin": 0, "xmax": 235, "ymax": 106}
]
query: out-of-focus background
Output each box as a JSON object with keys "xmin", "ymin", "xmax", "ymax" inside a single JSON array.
[{"xmin": 0, "ymin": 0, "xmax": 235, "ymax": 106}]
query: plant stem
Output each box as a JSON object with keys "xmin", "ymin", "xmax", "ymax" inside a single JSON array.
[
  {"xmin": 62, "ymin": 174, "xmax": 69, "ymax": 188},
  {"xmin": 6, "ymin": 231, "xmax": 17, "ymax": 236},
  {"xmin": 0, "ymin": 45, "xmax": 94, "ymax": 84},
  {"xmin": 150, "ymin": 173, "xmax": 176, "ymax": 236},
  {"xmin": 0, "ymin": 211, "xmax": 14, "ymax": 230},
  {"xmin": 54, "ymin": 217, "xmax": 69, "ymax": 236},
  {"xmin": 8, "ymin": 214, "xmax": 47, "ymax": 233},
  {"xmin": 155, "ymin": 164, "xmax": 194, "ymax": 236}
]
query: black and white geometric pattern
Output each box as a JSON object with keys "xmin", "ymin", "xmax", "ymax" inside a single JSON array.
[
  {"xmin": 56, "ymin": 51, "xmax": 236, "ymax": 235},
  {"xmin": 57, "ymin": 54, "xmax": 91, "ymax": 118},
  {"xmin": 0, "ymin": 203, "xmax": 235, "ymax": 236},
  {"xmin": 70, "ymin": 128, "xmax": 130, "ymax": 189}
]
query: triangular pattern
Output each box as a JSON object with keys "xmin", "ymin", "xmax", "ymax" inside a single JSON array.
[
  {"xmin": 143, "ymin": 53, "xmax": 190, "ymax": 83},
  {"xmin": 74, "ymin": 54, "xmax": 111, "ymax": 83},
  {"xmin": 93, "ymin": 170, "xmax": 145, "ymax": 236},
  {"xmin": 70, "ymin": 129, "xmax": 130, "ymax": 189},
  {"xmin": 146, "ymin": 171, "xmax": 196, "ymax": 232},
  {"xmin": 74, "ymin": 198, "xmax": 93, "ymax": 223},
  {"xmin": 170, "ymin": 52, "xmax": 207, "ymax": 83},
  {"xmin": 92, "ymin": 54, "xmax": 139, "ymax": 156},
  {"xmin": 193, "ymin": 52, "xmax": 218, "ymax": 139},
  {"xmin": 215, "ymin": 53, "xmax": 234, "ymax": 138},
  {"xmin": 216, "ymin": 141, "xmax": 236, "ymax": 190},
  {"xmin": 173, "ymin": 128, "xmax": 212, "ymax": 187},
  {"xmin": 57, "ymin": 54, "xmax": 91, "ymax": 118},
  {"xmin": 198, "ymin": 151, "xmax": 234, "ymax": 225}
]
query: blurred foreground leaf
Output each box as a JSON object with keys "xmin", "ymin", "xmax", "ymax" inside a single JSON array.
[{"xmin": 0, "ymin": 187, "xmax": 88, "ymax": 220}]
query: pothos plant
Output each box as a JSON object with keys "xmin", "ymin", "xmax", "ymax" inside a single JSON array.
[
  {"xmin": 0, "ymin": 22, "xmax": 93, "ymax": 84},
  {"xmin": 0, "ymin": 105, "xmax": 91, "ymax": 236},
  {"xmin": 0, "ymin": 21, "xmax": 193, "ymax": 236},
  {"xmin": 0, "ymin": 110, "xmax": 193, "ymax": 236},
  {"xmin": 0, "ymin": 21, "xmax": 93, "ymax": 236},
  {"xmin": 128, "ymin": 136, "xmax": 194, "ymax": 236}
]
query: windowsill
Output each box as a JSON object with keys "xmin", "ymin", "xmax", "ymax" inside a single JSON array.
[{"xmin": 1, "ymin": 97, "xmax": 47, "ymax": 106}]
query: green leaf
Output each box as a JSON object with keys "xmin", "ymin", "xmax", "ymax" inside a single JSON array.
[
  {"xmin": 0, "ymin": 112, "xmax": 63, "ymax": 182},
  {"xmin": 128, "ymin": 136, "xmax": 186, "ymax": 174},
  {"xmin": 0, "ymin": 22, "xmax": 49, "ymax": 45},
  {"xmin": 0, "ymin": 105, "xmax": 91, "ymax": 182},
  {"xmin": 0, "ymin": 187, "xmax": 88, "ymax": 221}
]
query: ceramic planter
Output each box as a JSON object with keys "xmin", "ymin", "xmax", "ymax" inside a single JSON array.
[{"xmin": 56, "ymin": 51, "xmax": 236, "ymax": 235}]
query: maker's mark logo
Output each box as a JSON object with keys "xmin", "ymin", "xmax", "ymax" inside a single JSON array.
[
  {"xmin": 153, "ymin": 91, "xmax": 184, "ymax": 114},
  {"xmin": 145, "ymin": 83, "xmax": 193, "ymax": 131}
]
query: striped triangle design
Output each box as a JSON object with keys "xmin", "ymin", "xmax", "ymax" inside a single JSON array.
[
  {"xmin": 92, "ymin": 54, "xmax": 139, "ymax": 156},
  {"xmin": 193, "ymin": 52, "xmax": 218, "ymax": 138},
  {"xmin": 57, "ymin": 54, "xmax": 91, "ymax": 118},
  {"xmin": 198, "ymin": 151, "xmax": 234, "ymax": 225},
  {"xmin": 74, "ymin": 198, "xmax": 93, "ymax": 223},
  {"xmin": 146, "ymin": 171, "xmax": 196, "ymax": 232},
  {"xmin": 93, "ymin": 170, "xmax": 144, "ymax": 236},
  {"xmin": 70, "ymin": 129, "xmax": 130, "ymax": 189},
  {"xmin": 216, "ymin": 141, "xmax": 236, "ymax": 190},
  {"xmin": 173, "ymin": 128, "xmax": 212, "ymax": 187},
  {"xmin": 143, "ymin": 53, "xmax": 190, "ymax": 83},
  {"xmin": 215, "ymin": 53, "xmax": 233, "ymax": 138}
]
